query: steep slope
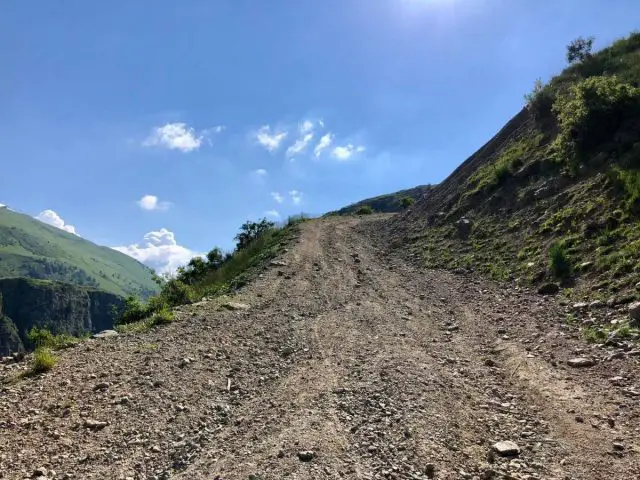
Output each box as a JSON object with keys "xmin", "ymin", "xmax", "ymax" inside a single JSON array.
[
  {"xmin": 326, "ymin": 185, "xmax": 432, "ymax": 216},
  {"xmin": 2, "ymin": 216, "xmax": 639, "ymax": 479},
  {"xmin": 389, "ymin": 33, "xmax": 640, "ymax": 310},
  {"xmin": 0, "ymin": 208, "xmax": 158, "ymax": 298},
  {"xmin": 0, "ymin": 278, "xmax": 124, "ymax": 356}
]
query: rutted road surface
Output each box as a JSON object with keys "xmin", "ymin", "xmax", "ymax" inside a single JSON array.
[{"xmin": 2, "ymin": 216, "xmax": 639, "ymax": 479}]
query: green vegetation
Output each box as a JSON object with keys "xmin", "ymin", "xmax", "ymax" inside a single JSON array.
[
  {"xmin": 327, "ymin": 185, "xmax": 432, "ymax": 216},
  {"xmin": 404, "ymin": 31, "xmax": 640, "ymax": 308},
  {"xmin": 30, "ymin": 347, "xmax": 57, "ymax": 374},
  {"xmin": 27, "ymin": 326, "xmax": 85, "ymax": 350},
  {"xmin": 549, "ymin": 243, "xmax": 572, "ymax": 280},
  {"xmin": 356, "ymin": 205, "xmax": 374, "ymax": 215},
  {"xmin": 401, "ymin": 197, "xmax": 416, "ymax": 209},
  {"xmin": 0, "ymin": 208, "xmax": 158, "ymax": 298},
  {"xmin": 115, "ymin": 216, "xmax": 305, "ymax": 331}
]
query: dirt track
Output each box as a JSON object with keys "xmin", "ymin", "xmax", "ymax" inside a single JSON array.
[{"xmin": 1, "ymin": 216, "xmax": 639, "ymax": 479}]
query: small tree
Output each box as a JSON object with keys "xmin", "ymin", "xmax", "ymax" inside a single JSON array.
[
  {"xmin": 400, "ymin": 197, "xmax": 415, "ymax": 209},
  {"xmin": 566, "ymin": 36, "xmax": 594, "ymax": 64},
  {"xmin": 356, "ymin": 205, "xmax": 374, "ymax": 215},
  {"xmin": 235, "ymin": 218, "xmax": 275, "ymax": 250}
]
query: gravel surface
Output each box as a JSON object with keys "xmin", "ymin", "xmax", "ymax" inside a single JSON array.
[{"xmin": 1, "ymin": 216, "xmax": 639, "ymax": 479}]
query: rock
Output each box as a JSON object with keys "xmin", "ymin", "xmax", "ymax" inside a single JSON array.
[
  {"xmin": 93, "ymin": 329, "xmax": 118, "ymax": 339},
  {"xmin": 457, "ymin": 218, "xmax": 473, "ymax": 239},
  {"xmin": 84, "ymin": 419, "xmax": 108, "ymax": 430},
  {"xmin": 538, "ymin": 283, "xmax": 559, "ymax": 295},
  {"xmin": 93, "ymin": 382, "xmax": 110, "ymax": 391},
  {"xmin": 578, "ymin": 261, "xmax": 593, "ymax": 271},
  {"xmin": 222, "ymin": 302, "xmax": 250, "ymax": 311},
  {"xmin": 628, "ymin": 301, "xmax": 640, "ymax": 327},
  {"xmin": 567, "ymin": 357, "xmax": 596, "ymax": 368},
  {"xmin": 589, "ymin": 300, "xmax": 604, "ymax": 309},
  {"xmin": 179, "ymin": 358, "xmax": 191, "ymax": 368},
  {"xmin": 492, "ymin": 441, "xmax": 520, "ymax": 457},
  {"xmin": 613, "ymin": 442, "xmax": 625, "ymax": 451},
  {"xmin": 151, "ymin": 445, "xmax": 162, "ymax": 453},
  {"xmin": 571, "ymin": 302, "xmax": 589, "ymax": 311},
  {"xmin": 297, "ymin": 451, "xmax": 315, "ymax": 462},
  {"xmin": 270, "ymin": 260, "xmax": 288, "ymax": 267}
]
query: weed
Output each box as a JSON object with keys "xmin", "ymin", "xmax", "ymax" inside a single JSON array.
[
  {"xmin": 27, "ymin": 327, "xmax": 84, "ymax": 350},
  {"xmin": 549, "ymin": 242, "xmax": 572, "ymax": 279},
  {"xmin": 31, "ymin": 347, "xmax": 57, "ymax": 373},
  {"xmin": 582, "ymin": 326, "xmax": 608, "ymax": 343}
]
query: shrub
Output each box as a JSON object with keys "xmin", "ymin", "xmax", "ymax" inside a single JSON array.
[
  {"xmin": 27, "ymin": 327, "xmax": 82, "ymax": 350},
  {"xmin": 552, "ymin": 76, "xmax": 640, "ymax": 165},
  {"xmin": 151, "ymin": 308, "xmax": 174, "ymax": 326},
  {"xmin": 356, "ymin": 205, "xmax": 374, "ymax": 215},
  {"xmin": 235, "ymin": 219, "xmax": 276, "ymax": 250},
  {"xmin": 549, "ymin": 242, "xmax": 572, "ymax": 279},
  {"xmin": 525, "ymin": 78, "xmax": 555, "ymax": 121},
  {"xmin": 117, "ymin": 296, "xmax": 148, "ymax": 325},
  {"xmin": 159, "ymin": 279, "xmax": 192, "ymax": 307},
  {"xmin": 31, "ymin": 347, "xmax": 57, "ymax": 373},
  {"xmin": 400, "ymin": 197, "xmax": 415, "ymax": 209}
]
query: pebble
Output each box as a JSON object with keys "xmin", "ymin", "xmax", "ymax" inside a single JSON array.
[
  {"xmin": 297, "ymin": 451, "xmax": 315, "ymax": 462},
  {"xmin": 567, "ymin": 357, "xmax": 596, "ymax": 368}
]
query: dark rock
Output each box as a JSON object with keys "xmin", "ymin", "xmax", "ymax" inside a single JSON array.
[
  {"xmin": 297, "ymin": 451, "xmax": 315, "ymax": 462},
  {"xmin": 538, "ymin": 283, "xmax": 559, "ymax": 295}
]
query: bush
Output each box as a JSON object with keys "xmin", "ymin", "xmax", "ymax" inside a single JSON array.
[
  {"xmin": 117, "ymin": 296, "xmax": 149, "ymax": 325},
  {"xmin": 235, "ymin": 219, "xmax": 276, "ymax": 250},
  {"xmin": 356, "ymin": 205, "xmax": 374, "ymax": 215},
  {"xmin": 552, "ymin": 76, "xmax": 640, "ymax": 165},
  {"xmin": 27, "ymin": 327, "xmax": 82, "ymax": 350},
  {"xmin": 549, "ymin": 242, "xmax": 572, "ymax": 279},
  {"xmin": 151, "ymin": 307, "xmax": 174, "ymax": 326},
  {"xmin": 31, "ymin": 347, "xmax": 57, "ymax": 373},
  {"xmin": 401, "ymin": 197, "xmax": 415, "ymax": 209},
  {"xmin": 524, "ymin": 78, "xmax": 555, "ymax": 121}
]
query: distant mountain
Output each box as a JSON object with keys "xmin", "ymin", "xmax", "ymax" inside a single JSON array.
[
  {"xmin": 327, "ymin": 185, "xmax": 433, "ymax": 216},
  {"xmin": 0, "ymin": 208, "xmax": 158, "ymax": 298}
]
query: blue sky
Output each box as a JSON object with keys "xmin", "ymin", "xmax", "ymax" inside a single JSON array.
[{"xmin": 1, "ymin": 0, "xmax": 639, "ymax": 272}]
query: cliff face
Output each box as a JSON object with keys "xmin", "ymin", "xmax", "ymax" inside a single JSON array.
[{"xmin": 0, "ymin": 278, "xmax": 124, "ymax": 356}]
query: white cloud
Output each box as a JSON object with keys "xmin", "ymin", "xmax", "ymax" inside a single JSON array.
[
  {"xmin": 271, "ymin": 192, "xmax": 284, "ymax": 203},
  {"xmin": 143, "ymin": 122, "xmax": 203, "ymax": 152},
  {"xmin": 331, "ymin": 144, "xmax": 366, "ymax": 161},
  {"xmin": 264, "ymin": 209, "xmax": 281, "ymax": 219},
  {"xmin": 286, "ymin": 133, "xmax": 314, "ymax": 157},
  {"xmin": 314, "ymin": 133, "xmax": 334, "ymax": 158},
  {"xmin": 113, "ymin": 228, "xmax": 200, "ymax": 274},
  {"xmin": 137, "ymin": 195, "xmax": 171, "ymax": 211},
  {"xmin": 253, "ymin": 168, "xmax": 268, "ymax": 177},
  {"xmin": 299, "ymin": 120, "xmax": 314, "ymax": 134},
  {"xmin": 0, "ymin": 203, "xmax": 5, "ymax": 208},
  {"xmin": 289, "ymin": 190, "xmax": 303, "ymax": 205},
  {"xmin": 255, "ymin": 125, "xmax": 288, "ymax": 152},
  {"xmin": 212, "ymin": 125, "xmax": 225, "ymax": 133},
  {"xmin": 35, "ymin": 210, "xmax": 78, "ymax": 235}
]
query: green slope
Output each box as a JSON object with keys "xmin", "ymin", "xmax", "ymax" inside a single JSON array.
[
  {"xmin": 0, "ymin": 207, "xmax": 158, "ymax": 298},
  {"xmin": 327, "ymin": 185, "xmax": 433, "ymax": 216},
  {"xmin": 390, "ymin": 32, "xmax": 640, "ymax": 306}
]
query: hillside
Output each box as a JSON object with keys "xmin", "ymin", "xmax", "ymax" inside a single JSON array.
[
  {"xmin": 326, "ymin": 185, "xmax": 433, "ymax": 216},
  {"xmin": 0, "ymin": 208, "xmax": 158, "ymax": 298},
  {"xmin": 387, "ymin": 33, "xmax": 640, "ymax": 315}
]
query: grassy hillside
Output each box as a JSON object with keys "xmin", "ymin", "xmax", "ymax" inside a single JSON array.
[
  {"xmin": 0, "ymin": 208, "xmax": 158, "ymax": 298},
  {"xmin": 327, "ymin": 185, "xmax": 433, "ymax": 216},
  {"xmin": 390, "ymin": 32, "xmax": 640, "ymax": 305}
]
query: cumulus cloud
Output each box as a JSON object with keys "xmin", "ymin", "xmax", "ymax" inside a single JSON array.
[
  {"xmin": 113, "ymin": 228, "xmax": 200, "ymax": 274},
  {"xmin": 271, "ymin": 192, "xmax": 284, "ymax": 203},
  {"xmin": 255, "ymin": 125, "xmax": 288, "ymax": 152},
  {"xmin": 331, "ymin": 144, "xmax": 366, "ymax": 161},
  {"xmin": 35, "ymin": 210, "xmax": 78, "ymax": 235},
  {"xmin": 289, "ymin": 190, "xmax": 303, "ymax": 205},
  {"xmin": 253, "ymin": 168, "xmax": 268, "ymax": 177},
  {"xmin": 143, "ymin": 122, "xmax": 204, "ymax": 152},
  {"xmin": 300, "ymin": 120, "xmax": 314, "ymax": 134},
  {"xmin": 137, "ymin": 195, "xmax": 171, "ymax": 211},
  {"xmin": 314, "ymin": 133, "xmax": 334, "ymax": 158},
  {"xmin": 264, "ymin": 209, "xmax": 281, "ymax": 219}
]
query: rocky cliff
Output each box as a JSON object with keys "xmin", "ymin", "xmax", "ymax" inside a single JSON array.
[{"xmin": 0, "ymin": 278, "xmax": 124, "ymax": 355}]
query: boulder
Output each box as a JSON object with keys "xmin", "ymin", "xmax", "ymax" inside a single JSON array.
[
  {"xmin": 456, "ymin": 218, "xmax": 473, "ymax": 240},
  {"xmin": 628, "ymin": 301, "xmax": 640, "ymax": 327},
  {"xmin": 221, "ymin": 302, "xmax": 250, "ymax": 311},
  {"xmin": 537, "ymin": 283, "xmax": 559, "ymax": 295},
  {"xmin": 93, "ymin": 330, "xmax": 118, "ymax": 339},
  {"xmin": 492, "ymin": 441, "xmax": 520, "ymax": 457}
]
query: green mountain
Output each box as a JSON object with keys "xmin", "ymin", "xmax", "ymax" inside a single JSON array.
[
  {"xmin": 327, "ymin": 185, "xmax": 433, "ymax": 216},
  {"xmin": 388, "ymin": 32, "xmax": 640, "ymax": 304},
  {"xmin": 0, "ymin": 207, "xmax": 158, "ymax": 298}
]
